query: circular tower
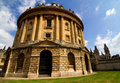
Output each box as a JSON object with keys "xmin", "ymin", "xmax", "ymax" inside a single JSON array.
[{"xmin": 5, "ymin": 2, "xmax": 92, "ymax": 78}]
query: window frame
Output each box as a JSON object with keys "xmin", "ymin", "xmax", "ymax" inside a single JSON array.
[{"xmin": 45, "ymin": 33, "xmax": 51, "ymax": 39}]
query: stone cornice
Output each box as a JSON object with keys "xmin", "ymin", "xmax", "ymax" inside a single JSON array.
[
  {"xmin": 12, "ymin": 40, "xmax": 82, "ymax": 50},
  {"xmin": 17, "ymin": 6, "xmax": 84, "ymax": 31}
]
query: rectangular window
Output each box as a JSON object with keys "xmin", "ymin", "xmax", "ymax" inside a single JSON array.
[
  {"xmin": 46, "ymin": 33, "xmax": 51, "ymax": 38},
  {"xmin": 66, "ymin": 35, "xmax": 70, "ymax": 41},
  {"xmin": 47, "ymin": 19, "xmax": 51, "ymax": 27}
]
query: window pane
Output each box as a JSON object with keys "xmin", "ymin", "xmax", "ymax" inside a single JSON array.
[
  {"xmin": 47, "ymin": 19, "xmax": 51, "ymax": 27},
  {"xmin": 46, "ymin": 33, "xmax": 51, "ymax": 38}
]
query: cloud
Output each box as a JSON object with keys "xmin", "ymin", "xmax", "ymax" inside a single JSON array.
[
  {"xmin": 37, "ymin": 0, "xmax": 46, "ymax": 4},
  {"xmin": 75, "ymin": 12, "xmax": 82, "ymax": 20},
  {"xmin": 95, "ymin": 30, "xmax": 120, "ymax": 55},
  {"xmin": 0, "ymin": 29, "xmax": 14, "ymax": 49},
  {"xmin": 106, "ymin": 8, "xmax": 116, "ymax": 16},
  {"xmin": 0, "ymin": 0, "xmax": 47, "ymax": 49},
  {"xmin": 18, "ymin": 0, "xmax": 46, "ymax": 13},
  {"xmin": 18, "ymin": 0, "xmax": 36, "ymax": 13},
  {"xmin": 95, "ymin": 6, "xmax": 100, "ymax": 12},
  {"xmin": 85, "ymin": 40, "xmax": 89, "ymax": 46},
  {"xmin": 110, "ymin": 33, "xmax": 120, "ymax": 55},
  {"xmin": 46, "ymin": 3, "xmax": 51, "ymax": 6},
  {"xmin": 0, "ymin": 1, "xmax": 16, "ymax": 31},
  {"xmin": 0, "ymin": 1, "xmax": 16, "ymax": 49}
]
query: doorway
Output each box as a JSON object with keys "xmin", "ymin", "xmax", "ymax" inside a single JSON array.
[{"xmin": 39, "ymin": 50, "xmax": 52, "ymax": 76}]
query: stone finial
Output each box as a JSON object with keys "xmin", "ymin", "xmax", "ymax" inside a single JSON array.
[
  {"xmin": 94, "ymin": 45, "xmax": 100, "ymax": 56},
  {"xmin": 56, "ymin": 4, "xmax": 58, "ymax": 6},
  {"xmin": 3, "ymin": 46, "xmax": 6, "ymax": 50},
  {"xmin": 51, "ymin": 1, "xmax": 56, "ymax": 6},
  {"xmin": 101, "ymin": 52, "xmax": 104, "ymax": 56},
  {"xmin": 69, "ymin": 9, "xmax": 72, "ymax": 11},
  {"xmin": 41, "ymin": 3, "xmax": 45, "ymax": 6},
  {"xmin": 36, "ymin": 4, "xmax": 40, "ymax": 7},
  {"xmin": 51, "ymin": 1, "xmax": 59, "ymax": 7},
  {"xmin": 59, "ymin": 5, "xmax": 64, "ymax": 9},
  {"xmin": 104, "ymin": 43, "xmax": 111, "ymax": 58},
  {"xmin": 29, "ymin": 7, "xmax": 31, "ymax": 9},
  {"xmin": 90, "ymin": 48, "xmax": 93, "ymax": 54}
]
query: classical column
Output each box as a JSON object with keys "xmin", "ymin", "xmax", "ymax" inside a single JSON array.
[
  {"xmin": 13, "ymin": 28, "xmax": 19, "ymax": 46},
  {"xmin": 81, "ymin": 29, "xmax": 85, "ymax": 46},
  {"xmin": 31, "ymin": 16, "xmax": 37, "ymax": 41},
  {"xmin": 55, "ymin": 15, "xmax": 59, "ymax": 41},
  {"xmin": 70, "ymin": 20, "xmax": 75, "ymax": 43},
  {"xmin": 74, "ymin": 23, "xmax": 79, "ymax": 44},
  {"xmin": 82, "ymin": 56, "xmax": 87, "ymax": 74},
  {"xmin": 37, "ymin": 15, "xmax": 43, "ymax": 40},
  {"xmin": 18, "ymin": 22, "xmax": 23, "ymax": 42},
  {"xmin": 20, "ymin": 19, "xmax": 27, "ymax": 43},
  {"xmin": 61, "ymin": 16, "xmax": 64, "ymax": 41}
]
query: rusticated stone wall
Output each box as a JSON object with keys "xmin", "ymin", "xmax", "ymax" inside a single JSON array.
[
  {"xmin": 96, "ymin": 59, "xmax": 120, "ymax": 71},
  {"xmin": 5, "ymin": 46, "xmax": 92, "ymax": 78}
]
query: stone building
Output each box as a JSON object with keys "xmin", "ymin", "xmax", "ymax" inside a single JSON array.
[
  {"xmin": 90, "ymin": 44, "xmax": 120, "ymax": 71},
  {"xmin": 0, "ymin": 47, "xmax": 6, "ymax": 72},
  {"xmin": 5, "ymin": 2, "xmax": 92, "ymax": 78}
]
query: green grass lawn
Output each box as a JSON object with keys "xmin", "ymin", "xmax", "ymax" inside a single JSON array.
[{"xmin": 1, "ymin": 71, "xmax": 120, "ymax": 83}]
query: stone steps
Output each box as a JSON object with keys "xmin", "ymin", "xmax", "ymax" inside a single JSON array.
[{"xmin": 38, "ymin": 74, "xmax": 50, "ymax": 77}]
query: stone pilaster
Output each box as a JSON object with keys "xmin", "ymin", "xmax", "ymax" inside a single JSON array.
[
  {"xmin": 20, "ymin": 19, "xmax": 27, "ymax": 43},
  {"xmin": 82, "ymin": 56, "xmax": 87, "ymax": 74},
  {"xmin": 13, "ymin": 28, "xmax": 19, "ymax": 46},
  {"xmin": 18, "ymin": 22, "xmax": 24, "ymax": 42},
  {"xmin": 5, "ymin": 51, "xmax": 18, "ymax": 77},
  {"xmin": 37, "ymin": 15, "xmax": 43, "ymax": 40},
  {"xmin": 5, "ymin": 51, "xmax": 12, "ymax": 77},
  {"xmin": 31, "ymin": 16, "xmax": 37, "ymax": 41},
  {"xmin": 88, "ymin": 56, "xmax": 93, "ymax": 73}
]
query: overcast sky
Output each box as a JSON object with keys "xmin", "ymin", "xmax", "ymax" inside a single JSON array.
[{"xmin": 0, "ymin": 0, "xmax": 120, "ymax": 55}]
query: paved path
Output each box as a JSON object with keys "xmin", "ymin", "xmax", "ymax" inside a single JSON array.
[{"xmin": 0, "ymin": 72, "xmax": 96, "ymax": 81}]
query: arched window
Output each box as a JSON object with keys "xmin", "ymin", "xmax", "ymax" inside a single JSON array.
[
  {"xmin": 16, "ymin": 53, "xmax": 25, "ymax": 73},
  {"xmin": 79, "ymin": 39, "xmax": 81, "ymax": 45},
  {"xmin": 68, "ymin": 52, "xmax": 75, "ymax": 71}
]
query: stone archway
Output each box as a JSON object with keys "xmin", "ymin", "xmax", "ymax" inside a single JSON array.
[
  {"xmin": 16, "ymin": 53, "xmax": 25, "ymax": 73},
  {"xmin": 85, "ymin": 54, "xmax": 89, "ymax": 72},
  {"xmin": 39, "ymin": 50, "xmax": 52, "ymax": 76},
  {"xmin": 68, "ymin": 52, "xmax": 75, "ymax": 71}
]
